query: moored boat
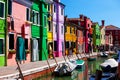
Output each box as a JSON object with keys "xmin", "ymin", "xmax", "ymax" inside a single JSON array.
[
  {"xmin": 70, "ymin": 59, "xmax": 85, "ymax": 70},
  {"xmin": 100, "ymin": 58, "xmax": 118, "ymax": 73},
  {"xmin": 53, "ymin": 62, "xmax": 77, "ymax": 76}
]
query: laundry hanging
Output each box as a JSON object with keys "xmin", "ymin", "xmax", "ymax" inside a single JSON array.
[
  {"xmin": 32, "ymin": 39, "xmax": 39, "ymax": 61},
  {"xmin": 16, "ymin": 37, "xmax": 26, "ymax": 61}
]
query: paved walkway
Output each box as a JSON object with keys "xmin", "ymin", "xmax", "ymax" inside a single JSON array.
[{"xmin": 0, "ymin": 53, "xmax": 97, "ymax": 79}]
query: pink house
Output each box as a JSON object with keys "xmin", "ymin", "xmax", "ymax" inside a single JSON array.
[{"xmin": 7, "ymin": 0, "xmax": 32, "ymax": 66}]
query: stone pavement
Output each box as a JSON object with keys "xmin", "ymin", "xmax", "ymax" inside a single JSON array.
[{"xmin": 0, "ymin": 52, "xmax": 97, "ymax": 79}]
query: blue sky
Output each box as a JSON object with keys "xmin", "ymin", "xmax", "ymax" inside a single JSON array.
[{"xmin": 61, "ymin": 0, "xmax": 120, "ymax": 27}]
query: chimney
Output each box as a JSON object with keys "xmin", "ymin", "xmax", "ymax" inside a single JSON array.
[
  {"xmin": 80, "ymin": 14, "xmax": 84, "ymax": 19},
  {"xmin": 101, "ymin": 20, "xmax": 105, "ymax": 26},
  {"xmin": 64, "ymin": 15, "xmax": 67, "ymax": 21}
]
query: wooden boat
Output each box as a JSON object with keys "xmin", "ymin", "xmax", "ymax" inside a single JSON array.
[
  {"xmin": 70, "ymin": 59, "xmax": 85, "ymax": 70},
  {"xmin": 87, "ymin": 57, "xmax": 96, "ymax": 61},
  {"xmin": 53, "ymin": 62, "xmax": 77, "ymax": 76},
  {"xmin": 100, "ymin": 58, "xmax": 118, "ymax": 73}
]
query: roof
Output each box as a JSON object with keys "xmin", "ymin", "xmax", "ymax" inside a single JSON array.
[{"xmin": 105, "ymin": 25, "xmax": 120, "ymax": 30}]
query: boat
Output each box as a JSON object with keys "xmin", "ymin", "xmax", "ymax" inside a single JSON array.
[
  {"xmin": 70, "ymin": 59, "xmax": 85, "ymax": 70},
  {"xmin": 87, "ymin": 57, "xmax": 96, "ymax": 61},
  {"xmin": 100, "ymin": 58, "xmax": 118, "ymax": 73},
  {"xmin": 100, "ymin": 52, "xmax": 108, "ymax": 57},
  {"xmin": 89, "ymin": 72, "xmax": 116, "ymax": 80},
  {"xmin": 53, "ymin": 62, "xmax": 77, "ymax": 76}
]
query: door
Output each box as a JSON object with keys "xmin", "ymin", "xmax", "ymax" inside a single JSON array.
[{"xmin": 31, "ymin": 38, "xmax": 39, "ymax": 61}]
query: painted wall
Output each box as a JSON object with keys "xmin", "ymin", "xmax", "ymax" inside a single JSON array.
[
  {"xmin": 65, "ymin": 24, "xmax": 77, "ymax": 55},
  {"xmin": 53, "ymin": 0, "xmax": 64, "ymax": 57},
  {"xmin": 92, "ymin": 23, "xmax": 101, "ymax": 51},
  {"xmin": 7, "ymin": 1, "xmax": 31, "ymax": 66},
  {"xmin": 0, "ymin": 0, "xmax": 5, "ymax": 67},
  {"xmin": 39, "ymin": 1, "xmax": 48, "ymax": 60}
]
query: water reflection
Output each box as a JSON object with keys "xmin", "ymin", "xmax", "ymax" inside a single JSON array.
[{"xmin": 33, "ymin": 57, "xmax": 108, "ymax": 80}]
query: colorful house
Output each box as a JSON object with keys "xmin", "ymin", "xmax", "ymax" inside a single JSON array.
[
  {"xmin": 0, "ymin": 0, "xmax": 6, "ymax": 67},
  {"xmin": 92, "ymin": 22, "xmax": 101, "ymax": 52},
  {"xmin": 39, "ymin": 0, "xmax": 52, "ymax": 60},
  {"xmin": 31, "ymin": 0, "xmax": 41, "ymax": 61},
  {"xmin": 52, "ymin": 0, "xmax": 65, "ymax": 57},
  {"xmin": 80, "ymin": 15, "xmax": 93, "ymax": 53},
  {"xmin": 47, "ymin": 2, "xmax": 53, "ymax": 58},
  {"xmin": 64, "ymin": 17, "xmax": 77, "ymax": 55},
  {"xmin": 7, "ymin": 0, "xmax": 32, "ymax": 66},
  {"xmin": 65, "ymin": 17, "xmax": 84, "ymax": 54},
  {"xmin": 100, "ymin": 20, "xmax": 106, "ymax": 50}
]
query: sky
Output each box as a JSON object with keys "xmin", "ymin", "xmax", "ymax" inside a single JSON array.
[{"xmin": 61, "ymin": 0, "xmax": 120, "ymax": 27}]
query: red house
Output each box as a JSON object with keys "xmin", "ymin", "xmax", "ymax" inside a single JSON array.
[{"xmin": 105, "ymin": 25, "xmax": 120, "ymax": 50}]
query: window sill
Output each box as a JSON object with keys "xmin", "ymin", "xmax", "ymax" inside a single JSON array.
[
  {"xmin": 9, "ymin": 49, "xmax": 16, "ymax": 54},
  {"xmin": 25, "ymin": 50, "xmax": 30, "ymax": 53}
]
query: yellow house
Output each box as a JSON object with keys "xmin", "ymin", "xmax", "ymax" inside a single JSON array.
[
  {"xmin": 47, "ymin": 4, "xmax": 53, "ymax": 58},
  {"xmin": 65, "ymin": 20, "xmax": 77, "ymax": 55}
]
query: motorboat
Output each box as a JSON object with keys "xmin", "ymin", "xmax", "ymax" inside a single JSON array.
[
  {"xmin": 53, "ymin": 61, "xmax": 77, "ymax": 76},
  {"xmin": 100, "ymin": 58, "xmax": 118, "ymax": 73},
  {"xmin": 70, "ymin": 59, "xmax": 85, "ymax": 70}
]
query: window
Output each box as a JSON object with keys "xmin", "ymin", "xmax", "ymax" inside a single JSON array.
[
  {"xmin": 71, "ymin": 42, "xmax": 76, "ymax": 48},
  {"xmin": 54, "ymin": 4, "xmax": 56, "ymax": 13},
  {"xmin": 62, "ymin": 42, "xmax": 64, "ymax": 53},
  {"xmin": 65, "ymin": 41, "xmax": 69, "ymax": 48},
  {"xmin": 9, "ymin": 34, "xmax": 14, "ymax": 49},
  {"xmin": 65, "ymin": 26, "xmax": 67, "ymax": 33},
  {"xmin": 8, "ymin": 0, "xmax": 12, "ymax": 15},
  {"xmin": 54, "ymin": 41, "xmax": 57, "ymax": 51},
  {"xmin": 61, "ymin": 8, "xmax": 64, "ymax": 15},
  {"xmin": 70, "ymin": 27, "xmax": 72, "ymax": 33},
  {"xmin": 32, "ymin": 10, "xmax": 40, "ymax": 25},
  {"xmin": 0, "ymin": 2, "xmax": 5, "ymax": 18},
  {"xmin": 48, "ymin": 21, "xmax": 52, "ymax": 31},
  {"xmin": 44, "ymin": 15, "xmax": 47, "ymax": 27},
  {"xmin": 61, "ymin": 26, "xmax": 64, "ymax": 34},
  {"xmin": 48, "ymin": 4, "xmax": 50, "ymax": 11},
  {"xmin": 25, "ymin": 39, "xmax": 28, "ymax": 49},
  {"xmin": 26, "ymin": 8, "xmax": 30, "ymax": 21},
  {"xmin": 0, "ymin": 39, "xmax": 3, "ymax": 54},
  {"xmin": 55, "ymin": 24, "xmax": 57, "ymax": 32}
]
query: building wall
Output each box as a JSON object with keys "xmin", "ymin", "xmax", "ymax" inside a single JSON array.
[
  {"xmin": 53, "ymin": 1, "xmax": 64, "ymax": 57},
  {"xmin": 92, "ymin": 23, "xmax": 101, "ymax": 51},
  {"xmin": 100, "ymin": 26, "xmax": 105, "ymax": 45},
  {"xmin": 65, "ymin": 24, "xmax": 76, "ymax": 55},
  {"xmin": 7, "ymin": 1, "xmax": 31, "ymax": 66},
  {"xmin": 0, "ymin": 0, "xmax": 5, "ymax": 67}
]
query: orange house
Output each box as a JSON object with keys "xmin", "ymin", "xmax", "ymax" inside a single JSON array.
[{"xmin": 7, "ymin": 0, "xmax": 32, "ymax": 66}]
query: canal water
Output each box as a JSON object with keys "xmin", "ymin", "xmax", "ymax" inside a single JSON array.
[{"xmin": 33, "ymin": 57, "xmax": 108, "ymax": 80}]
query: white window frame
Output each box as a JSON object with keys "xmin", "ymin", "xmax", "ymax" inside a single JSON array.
[
  {"xmin": 0, "ymin": 1, "xmax": 5, "ymax": 19},
  {"xmin": 26, "ymin": 8, "xmax": 31, "ymax": 21},
  {"xmin": 9, "ymin": 33, "xmax": 14, "ymax": 50},
  {"xmin": 0, "ymin": 38, "xmax": 4, "ymax": 55},
  {"xmin": 32, "ymin": 10, "xmax": 40, "ymax": 26}
]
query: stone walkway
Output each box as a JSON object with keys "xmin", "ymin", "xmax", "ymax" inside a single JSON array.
[{"xmin": 0, "ymin": 53, "xmax": 97, "ymax": 79}]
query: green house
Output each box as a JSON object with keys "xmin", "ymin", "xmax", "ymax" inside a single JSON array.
[
  {"xmin": 0, "ymin": 0, "xmax": 6, "ymax": 67},
  {"xmin": 92, "ymin": 22, "xmax": 101, "ymax": 52},
  {"xmin": 31, "ymin": 0, "xmax": 51, "ymax": 61}
]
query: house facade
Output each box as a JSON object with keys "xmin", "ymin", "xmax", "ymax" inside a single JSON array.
[
  {"xmin": 64, "ymin": 17, "xmax": 77, "ymax": 55},
  {"xmin": 80, "ymin": 15, "xmax": 92, "ymax": 53},
  {"xmin": 52, "ymin": 0, "xmax": 65, "ymax": 57},
  {"xmin": 7, "ymin": 0, "xmax": 32, "ymax": 66},
  {"xmin": 0, "ymin": 0, "xmax": 6, "ymax": 66},
  {"xmin": 47, "ymin": 3, "xmax": 53, "ymax": 58},
  {"xmin": 92, "ymin": 23, "xmax": 101, "ymax": 52},
  {"xmin": 66, "ymin": 18, "xmax": 84, "ymax": 54},
  {"xmin": 105, "ymin": 25, "xmax": 120, "ymax": 50},
  {"xmin": 100, "ymin": 20, "xmax": 106, "ymax": 50}
]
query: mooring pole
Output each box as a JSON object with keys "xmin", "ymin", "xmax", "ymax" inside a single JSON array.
[
  {"xmin": 16, "ymin": 59, "xmax": 24, "ymax": 80},
  {"xmin": 42, "ymin": 48, "xmax": 52, "ymax": 73}
]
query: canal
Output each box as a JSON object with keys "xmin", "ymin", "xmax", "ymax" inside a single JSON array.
[{"xmin": 33, "ymin": 56, "xmax": 109, "ymax": 80}]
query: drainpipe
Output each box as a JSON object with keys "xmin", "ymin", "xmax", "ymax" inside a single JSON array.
[{"xmin": 5, "ymin": 0, "xmax": 8, "ymax": 66}]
